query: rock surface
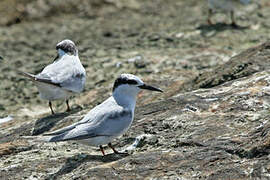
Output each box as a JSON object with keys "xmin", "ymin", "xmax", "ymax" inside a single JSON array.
[
  {"xmin": 1, "ymin": 0, "xmax": 270, "ymax": 179},
  {"xmin": 1, "ymin": 45, "xmax": 270, "ymax": 179}
]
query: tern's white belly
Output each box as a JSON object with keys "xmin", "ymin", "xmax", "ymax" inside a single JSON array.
[
  {"xmin": 77, "ymin": 136, "xmax": 117, "ymax": 147},
  {"xmin": 35, "ymin": 82, "xmax": 73, "ymax": 101}
]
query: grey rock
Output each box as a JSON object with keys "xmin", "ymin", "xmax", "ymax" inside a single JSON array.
[
  {"xmin": 1, "ymin": 0, "xmax": 270, "ymax": 179},
  {"xmin": 192, "ymin": 42, "xmax": 270, "ymax": 89},
  {"xmin": 2, "ymin": 43, "xmax": 270, "ymax": 179}
]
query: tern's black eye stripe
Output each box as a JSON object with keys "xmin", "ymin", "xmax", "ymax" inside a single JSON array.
[
  {"xmin": 113, "ymin": 77, "xmax": 138, "ymax": 91},
  {"xmin": 127, "ymin": 79, "xmax": 137, "ymax": 84}
]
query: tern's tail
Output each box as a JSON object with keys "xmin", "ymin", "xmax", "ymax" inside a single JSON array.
[
  {"xmin": 16, "ymin": 70, "xmax": 61, "ymax": 87},
  {"xmin": 16, "ymin": 70, "xmax": 36, "ymax": 81}
]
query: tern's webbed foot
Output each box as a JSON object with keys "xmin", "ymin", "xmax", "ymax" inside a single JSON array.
[{"xmin": 108, "ymin": 143, "xmax": 128, "ymax": 155}]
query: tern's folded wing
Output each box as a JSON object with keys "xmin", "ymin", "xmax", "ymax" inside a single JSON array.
[
  {"xmin": 18, "ymin": 71, "xmax": 62, "ymax": 87},
  {"xmin": 43, "ymin": 122, "xmax": 80, "ymax": 136},
  {"xmin": 37, "ymin": 55, "xmax": 86, "ymax": 93},
  {"xmin": 49, "ymin": 109, "xmax": 133, "ymax": 142},
  {"xmin": 48, "ymin": 124, "xmax": 100, "ymax": 142},
  {"xmin": 58, "ymin": 72, "xmax": 86, "ymax": 93},
  {"xmin": 43, "ymin": 97, "xmax": 115, "ymax": 137}
]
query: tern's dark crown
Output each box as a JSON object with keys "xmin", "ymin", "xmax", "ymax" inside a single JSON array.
[
  {"xmin": 56, "ymin": 41, "xmax": 77, "ymax": 55},
  {"xmin": 113, "ymin": 76, "xmax": 138, "ymax": 91}
]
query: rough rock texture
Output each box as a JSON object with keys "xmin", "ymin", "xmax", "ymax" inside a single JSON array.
[
  {"xmin": 186, "ymin": 42, "xmax": 270, "ymax": 89},
  {"xmin": 2, "ymin": 45, "xmax": 270, "ymax": 179},
  {"xmin": 1, "ymin": 0, "xmax": 270, "ymax": 179}
]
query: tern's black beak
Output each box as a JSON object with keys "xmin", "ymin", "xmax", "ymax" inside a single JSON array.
[{"xmin": 139, "ymin": 84, "xmax": 163, "ymax": 92}]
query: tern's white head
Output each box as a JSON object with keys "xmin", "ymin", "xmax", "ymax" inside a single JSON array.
[
  {"xmin": 54, "ymin": 39, "xmax": 78, "ymax": 61},
  {"xmin": 112, "ymin": 74, "xmax": 163, "ymax": 108}
]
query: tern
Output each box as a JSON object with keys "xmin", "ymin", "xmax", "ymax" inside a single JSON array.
[
  {"xmin": 19, "ymin": 39, "xmax": 86, "ymax": 114},
  {"xmin": 42, "ymin": 74, "xmax": 162, "ymax": 155}
]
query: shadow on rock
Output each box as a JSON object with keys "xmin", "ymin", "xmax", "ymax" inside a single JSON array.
[
  {"xmin": 32, "ymin": 106, "xmax": 83, "ymax": 136},
  {"xmin": 197, "ymin": 23, "xmax": 249, "ymax": 37},
  {"xmin": 46, "ymin": 153, "xmax": 129, "ymax": 180}
]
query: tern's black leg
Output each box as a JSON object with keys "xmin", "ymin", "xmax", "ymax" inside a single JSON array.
[
  {"xmin": 208, "ymin": 9, "xmax": 213, "ymax": 25},
  {"xmin": 66, "ymin": 100, "xmax": 71, "ymax": 112},
  {"xmin": 230, "ymin": 11, "xmax": 238, "ymax": 28},
  {"xmin": 49, "ymin": 101, "xmax": 55, "ymax": 114},
  {"xmin": 100, "ymin": 145, "xmax": 105, "ymax": 156}
]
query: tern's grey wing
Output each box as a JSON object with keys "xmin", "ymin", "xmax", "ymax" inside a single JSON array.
[
  {"xmin": 44, "ymin": 97, "xmax": 115, "ymax": 136},
  {"xmin": 38, "ymin": 55, "xmax": 86, "ymax": 93},
  {"xmin": 49, "ymin": 108, "xmax": 133, "ymax": 142},
  {"xmin": 58, "ymin": 71, "xmax": 86, "ymax": 93},
  {"xmin": 43, "ymin": 121, "xmax": 80, "ymax": 136},
  {"xmin": 18, "ymin": 71, "xmax": 62, "ymax": 87}
]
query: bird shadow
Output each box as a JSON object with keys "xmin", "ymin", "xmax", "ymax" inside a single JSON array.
[
  {"xmin": 197, "ymin": 23, "xmax": 250, "ymax": 37},
  {"xmin": 31, "ymin": 106, "xmax": 83, "ymax": 135},
  {"xmin": 45, "ymin": 153, "xmax": 129, "ymax": 180}
]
